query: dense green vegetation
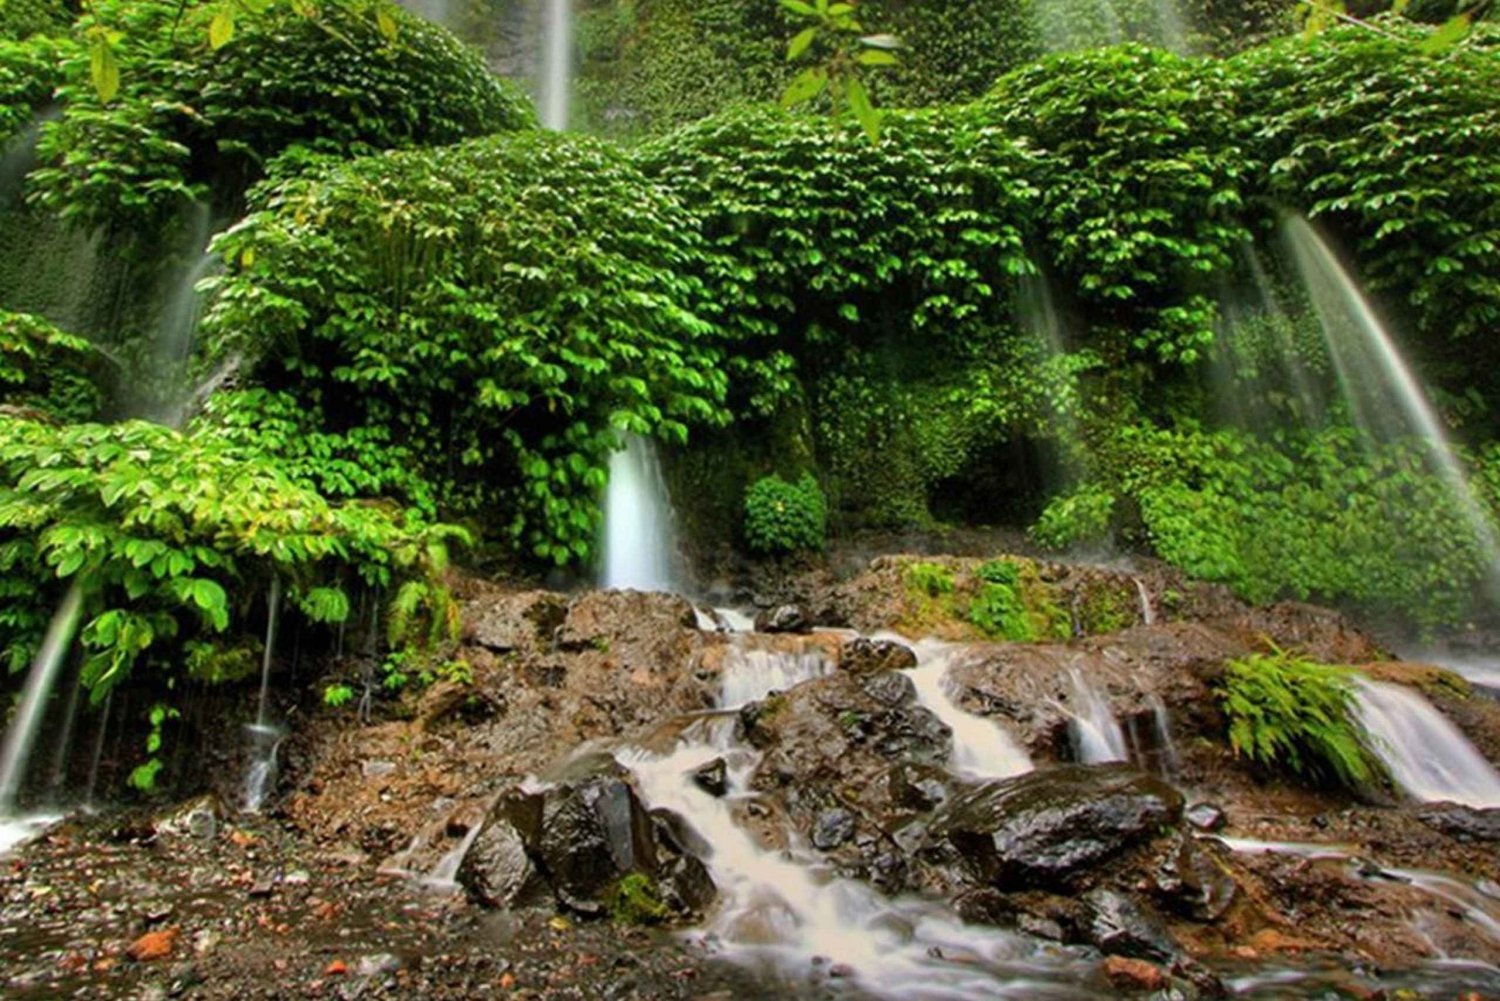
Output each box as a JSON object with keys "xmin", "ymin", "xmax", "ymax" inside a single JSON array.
[{"xmin": 4, "ymin": 0, "xmax": 1500, "ymax": 790}]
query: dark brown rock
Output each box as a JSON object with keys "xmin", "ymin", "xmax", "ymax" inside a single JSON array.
[
  {"xmin": 926, "ymin": 764, "xmax": 1183, "ymax": 889},
  {"xmin": 753, "ymin": 604, "xmax": 813, "ymax": 634},
  {"xmin": 840, "ymin": 637, "xmax": 917, "ymax": 676}
]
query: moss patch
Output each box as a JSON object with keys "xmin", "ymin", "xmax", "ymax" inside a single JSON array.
[{"xmin": 896, "ymin": 557, "xmax": 1070, "ymax": 642}]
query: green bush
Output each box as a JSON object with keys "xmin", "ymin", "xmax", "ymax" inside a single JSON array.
[
  {"xmin": 205, "ymin": 131, "xmax": 729, "ymax": 566},
  {"xmin": 1234, "ymin": 22, "xmax": 1500, "ymax": 345},
  {"xmin": 743, "ymin": 472, "xmax": 827, "ymax": 555},
  {"xmin": 0, "ymin": 309, "xmax": 105, "ymax": 422},
  {"xmin": 1220, "ymin": 649, "xmax": 1380, "ymax": 789},
  {"xmin": 21, "ymin": 0, "xmax": 533, "ymax": 233}
]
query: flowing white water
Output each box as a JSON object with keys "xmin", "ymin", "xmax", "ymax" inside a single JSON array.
[
  {"xmin": 903, "ymin": 641, "xmax": 1032, "ymax": 780},
  {"xmin": 1352, "ymin": 680, "xmax": 1500, "ymax": 809},
  {"xmin": 718, "ymin": 643, "xmax": 830, "ymax": 710},
  {"xmin": 1064, "ymin": 667, "xmax": 1128, "ymax": 764},
  {"xmin": 1146, "ymin": 693, "xmax": 1180, "ymax": 776},
  {"xmin": 601, "ymin": 433, "xmax": 677, "ymax": 592},
  {"xmin": 540, "ymin": 0, "xmax": 572, "ymax": 130},
  {"xmin": 241, "ymin": 578, "xmax": 285, "ymax": 813},
  {"xmin": 619, "ymin": 669, "xmax": 1097, "ymax": 998},
  {"xmin": 255, "ymin": 578, "xmax": 282, "ymax": 729},
  {"xmin": 1283, "ymin": 214, "xmax": 1500, "ymax": 584},
  {"xmin": 1131, "ymin": 577, "xmax": 1155, "ymax": 626},
  {"xmin": 0, "ymin": 583, "xmax": 86, "ymax": 814}
]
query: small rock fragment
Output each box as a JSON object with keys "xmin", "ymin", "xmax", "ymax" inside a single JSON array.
[
  {"xmin": 1103, "ymin": 955, "xmax": 1166, "ymax": 992},
  {"xmin": 127, "ymin": 928, "xmax": 179, "ymax": 963}
]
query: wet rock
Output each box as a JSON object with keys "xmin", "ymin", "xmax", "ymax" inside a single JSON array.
[
  {"xmin": 356, "ymin": 953, "xmax": 402, "ymax": 977},
  {"xmin": 1084, "ymin": 888, "xmax": 1179, "ymax": 961},
  {"xmin": 690, "ymin": 758, "xmax": 728, "ymax": 798},
  {"xmin": 154, "ymin": 795, "xmax": 221, "ymax": 841},
  {"xmin": 458, "ymin": 803, "xmax": 549, "ymax": 909},
  {"xmin": 812, "ymin": 808, "xmax": 855, "ymax": 850},
  {"xmin": 1103, "ymin": 955, "xmax": 1167, "ymax": 992},
  {"xmin": 1151, "ymin": 834, "xmax": 1237, "ymax": 921},
  {"xmin": 887, "ymin": 762, "xmax": 953, "ymax": 813},
  {"xmin": 466, "ymin": 590, "xmax": 568, "ymax": 653},
  {"xmin": 557, "ymin": 591, "xmax": 697, "ymax": 652},
  {"xmin": 1185, "ymin": 802, "xmax": 1226, "ymax": 832},
  {"xmin": 840, "ymin": 637, "xmax": 917, "ymax": 676},
  {"xmin": 926, "ymin": 764, "xmax": 1182, "ymax": 889},
  {"xmin": 861, "ymin": 670, "xmax": 917, "ymax": 707},
  {"xmin": 1415, "ymin": 802, "xmax": 1500, "ymax": 842},
  {"xmin": 361, "ymin": 760, "xmax": 397, "ymax": 780},
  {"xmin": 754, "ymin": 604, "xmax": 813, "ymax": 634}
]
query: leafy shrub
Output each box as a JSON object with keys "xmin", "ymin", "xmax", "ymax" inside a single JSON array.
[
  {"xmin": 22, "ymin": 0, "xmax": 533, "ymax": 233},
  {"xmin": 0, "ymin": 309, "xmax": 105, "ymax": 421},
  {"xmin": 1234, "ymin": 22, "xmax": 1500, "ymax": 345},
  {"xmin": 904, "ymin": 561, "xmax": 955, "ymax": 598},
  {"xmin": 968, "ymin": 558, "xmax": 1070, "ymax": 641},
  {"xmin": 743, "ymin": 472, "xmax": 827, "ymax": 555},
  {"xmin": 0, "ymin": 413, "xmax": 462, "ymax": 691},
  {"xmin": 0, "ymin": 34, "xmax": 71, "ymax": 140},
  {"xmin": 981, "ymin": 45, "xmax": 1250, "ymax": 366},
  {"xmin": 1031, "ymin": 483, "xmax": 1116, "ymax": 551},
  {"xmin": 1220, "ymin": 649, "xmax": 1380, "ymax": 789},
  {"xmin": 205, "ymin": 131, "xmax": 729, "ymax": 565}
]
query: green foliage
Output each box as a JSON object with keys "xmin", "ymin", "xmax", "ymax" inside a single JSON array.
[
  {"xmin": 1234, "ymin": 22, "xmax": 1500, "ymax": 344},
  {"xmin": 0, "ymin": 309, "xmax": 105, "ymax": 422},
  {"xmin": 982, "ymin": 45, "xmax": 1250, "ymax": 366},
  {"xmin": 606, "ymin": 871, "xmax": 670, "ymax": 925},
  {"xmin": 1061, "ymin": 422, "xmax": 1498, "ymax": 627},
  {"xmin": 1220, "ymin": 649, "xmax": 1379, "ymax": 789},
  {"xmin": 0, "ymin": 413, "xmax": 463, "ymax": 698},
  {"xmin": 20, "ymin": 0, "xmax": 533, "ymax": 233},
  {"xmin": 903, "ymin": 561, "xmax": 955, "ymax": 598},
  {"xmin": 742, "ymin": 472, "xmax": 826, "ymax": 554},
  {"xmin": 968, "ymin": 558, "xmax": 1071, "ymax": 641},
  {"xmin": 323, "ymin": 682, "xmax": 355, "ymax": 707},
  {"xmin": 206, "ymin": 132, "xmax": 728, "ymax": 565},
  {"xmin": 0, "ymin": 34, "xmax": 71, "ymax": 140},
  {"xmin": 777, "ymin": 0, "xmax": 902, "ymax": 143},
  {"xmin": 1031, "ymin": 483, "xmax": 1116, "ymax": 551},
  {"xmin": 638, "ymin": 105, "xmax": 1034, "ymax": 415},
  {"xmin": 129, "ymin": 701, "xmax": 180, "ymax": 793},
  {"xmin": 0, "ymin": 0, "xmax": 70, "ymax": 40}
]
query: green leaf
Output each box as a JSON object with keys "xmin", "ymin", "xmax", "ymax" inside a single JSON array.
[
  {"xmin": 780, "ymin": 67, "xmax": 828, "ymax": 108},
  {"xmin": 1420, "ymin": 14, "xmax": 1470, "ymax": 55},
  {"xmin": 90, "ymin": 39, "xmax": 120, "ymax": 103},
  {"xmin": 209, "ymin": 7, "xmax": 235, "ymax": 50},
  {"xmin": 787, "ymin": 27, "xmax": 817, "ymax": 61},
  {"xmin": 376, "ymin": 7, "xmax": 399, "ymax": 43},
  {"xmin": 779, "ymin": 0, "xmax": 816, "ymax": 15},
  {"xmin": 856, "ymin": 49, "xmax": 899, "ymax": 67},
  {"xmin": 847, "ymin": 77, "xmax": 879, "ymax": 144}
]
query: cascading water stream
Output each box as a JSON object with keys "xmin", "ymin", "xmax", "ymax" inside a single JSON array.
[
  {"xmin": 601, "ymin": 432, "xmax": 677, "ymax": 592},
  {"xmin": 619, "ymin": 645, "xmax": 1100, "ymax": 998},
  {"xmin": 0, "ymin": 583, "xmax": 86, "ymax": 819},
  {"xmin": 1352, "ymin": 679, "xmax": 1500, "ymax": 809},
  {"xmin": 540, "ymin": 0, "xmax": 572, "ymax": 131},
  {"xmin": 718, "ymin": 642, "xmax": 830, "ymax": 710},
  {"xmin": 900, "ymin": 640, "xmax": 1032, "ymax": 780},
  {"xmin": 1283, "ymin": 214, "xmax": 1500, "ymax": 588},
  {"xmin": 1064, "ymin": 667, "xmax": 1128, "ymax": 764},
  {"xmin": 1131, "ymin": 577, "xmax": 1155, "ymax": 626},
  {"xmin": 243, "ymin": 578, "xmax": 284, "ymax": 813}
]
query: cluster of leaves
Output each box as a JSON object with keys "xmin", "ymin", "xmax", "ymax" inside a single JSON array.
[
  {"xmin": 13, "ymin": 0, "xmax": 533, "ymax": 234},
  {"xmin": 1234, "ymin": 22, "xmax": 1500, "ymax": 345},
  {"xmin": 0, "ymin": 33, "xmax": 70, "ymax": 140},
  {"xmin": 1220, "ymin": 648, "xmax": 1380, "ymax": 789},
  {"xmin": 0, "ymin": 309, "xmax": 105, "ymax": 422},
  {"xmin": 1036, "ymin": 423, "xmax": 1499, "ymax": 627},
  {"xmin": 204, "ymin": 131, "xmax": 729, "ymax": 565},
  {"xmin": 0, "ymin": 0, "xmax": 71, "ymax": 41},
  {"xmin": 898, "ymin": 557, "xmax": 1069, "ymax": 640},
  {"xmin": 0, "ymin": 412, "xmax": 464, "ymax": 701},
  {"xmin": 777, "ymin": 0, "xmax": 901, "ymax": 143},
  {"xmin": 742, "ymin": 472, "xmax": 826, "ymax": 554},
  {"xmin": 983, "ymin": 45, "xmax": 1250, "ymax": 366}
]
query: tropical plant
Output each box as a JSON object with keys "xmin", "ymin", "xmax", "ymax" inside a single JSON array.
[
  {"xmin": 743, "ymin": 472, "xmax": 827, "ymax": 554},
  {"xmin": 778, "ymin": 0, "xmax": 902, "ymax": 142},
  {"xmin": 1220, "ymin": 648, "xmax": 1380, "ymax": 789}
]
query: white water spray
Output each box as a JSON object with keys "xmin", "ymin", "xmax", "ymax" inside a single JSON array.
[
  {"xmin": 903, "ymin": 642, "xmax": 1032, "ymax": 780},
  {"xmin": 719, "ymin": 642, "xmax": 830, "ymax": 710},
  {"xmin": 243, "ymin": 578, "xmax": 284, "ymax": 813},
  {"xmin": 0, "ymin": 583, "xmax": 86, "ymax": 814},
  {"xmin": 601, "ymin": 433, "xmax": 677, "ymax": 592},
  {"xmin": 1352, "ymin": 680, "xmax": 1500, "ymax": 809},
  {"xmin": 1065, "ymin": 667, "xmax": 1129, "ymax": 764},
  {"xmin": 1284, "ymin": 214, "xmax": 1500, "ymax": 585},
  {"xmin": 540, "ymin": 0, "xmax": 572, "ymax": 131}
]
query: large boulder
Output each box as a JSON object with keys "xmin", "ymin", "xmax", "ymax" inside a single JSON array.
[
  {"xmin": 924, "ymin": 764, "xmax": 1183, "ymax": 889},
  {"xmin": 459, "ymin": 755, "xmax": 715, "ymax": 920}
]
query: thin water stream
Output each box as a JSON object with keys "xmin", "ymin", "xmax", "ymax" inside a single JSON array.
[{"xmin": 601, "ymin": 432, "xmax": 677, "ymax": 591}]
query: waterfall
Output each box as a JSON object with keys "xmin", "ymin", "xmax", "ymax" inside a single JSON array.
[
  {"xmin": 1065, "ymin": 667, "xmax": 1129, "ymax": 764},
  {"xmin": 540, "ymin": 0, "xmax": 572, "ymax": 130},
  {"xmin": 1283, "ymin": 214, "xmax": 1500, "ymax": 585},
  {"xmin": 718, "ymin": 642, "xmax": 830, "ymax": 710},
  {"xmin": 903, "ymin": 641, "xmax": 1032, "ymax": 780},
  {"xmin": 615, "ymin": 641, "xmax": 1094, "ymax": 997},
  {"xmin": 243, "ymin": 578, "xmax": 284, "ymax": 813},
  {"xmin": 0, "ymin": 583, "xmax": 86, "ymax": 814},
  {"xmin": 1131, "ymin": 577, "xmax": 1155, "ymax": 626},
  {"xmin": 600, "ymin": 433, "xmax": 677, "ymax": 592},
  {"xmin": 1352, "ymin": 680, "xmax": 1500, "ymax": 809}
]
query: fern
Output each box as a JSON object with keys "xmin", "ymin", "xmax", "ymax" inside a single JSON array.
[{"xmin": 1220, "ymin": 648, "xmax": 1381, "ymax": 790}]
